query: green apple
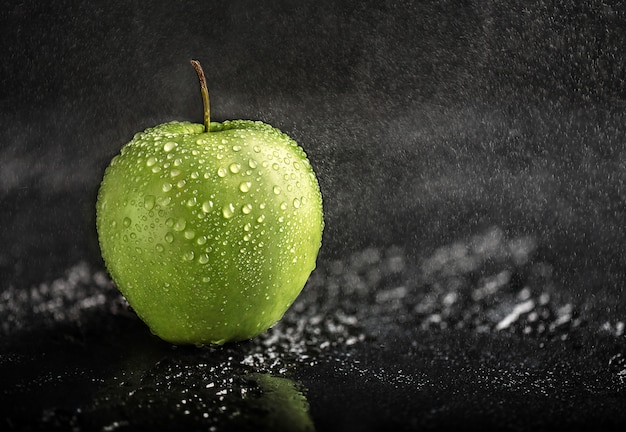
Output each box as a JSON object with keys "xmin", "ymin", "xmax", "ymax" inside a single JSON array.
[{"xmin": 96, "ymin": 61, "xmax": 323, "ymax": 345}]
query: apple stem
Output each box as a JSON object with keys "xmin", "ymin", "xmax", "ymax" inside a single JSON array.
[{"xmin": 191, "ymin": 59, "xmax": 210, "ymax": 132}]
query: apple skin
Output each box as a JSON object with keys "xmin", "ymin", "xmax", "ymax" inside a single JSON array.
[{"xmin": 96, "ymin": 120, "xmax": 323, "ymax": 345}]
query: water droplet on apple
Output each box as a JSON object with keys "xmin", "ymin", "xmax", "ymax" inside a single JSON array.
[
  {"xmin": 173, "ymin": 158, "xmax": 183, "ymax": 167},
  {"xmin": 183, "ymin": 251, "xmax": 195, "ymax": 261},
  {"xmin": 232, "ymin": 145, "xmax": 242, "ymax": 152},
  {"xmin": 146, "ymin": 157, "xmax": 157, "ymax": 167},
  {"xmin": 229, "ymin": 163, "xmax": 241, "ymax": 174},
  {"xmin": 217, "ymin": 167, "xmax": 227, "ymax": 178},
  {"xmin": 242, "ymin": 203, "xmax": 252, "ymax": 214},
  {"xmin": 165, "ymin": 232, "xmax": 174, "ymax": 243},
  {"xmin": 293, "ymin": 161, "xmax": 301, "ymax": 170},
  {"xmin": 257, "ymin": 214, "xmax": 265, "ymax": 223},
  {"xmin": 170, "ymin": 169, "xmax": 181, "ymax": 177},
  {"xmin": 280, "ymin": 202, "xmax": 288, "ymax": 211},
  {"xmin": 155, "ymin": 243, "xmax": 164, "ymax": 252},
  {"xmin": 184, "ymin": 230, "xmax": 195, "ymax": 240},
  {"xmin": 123, "ymin": 217, "xmax": 131, "ymax": 227},
  {"xmin": 173, "ymin": 218, "xmax": 187, "ymax": 232},
  {"xmin": 144, "ymin": 195, "xmax": 155, "ymax": 210},
  {"xmin": 157, "ymin": 196, "xmax": 171, "ymax": 207},
  {"xmin": 190, "ymin": 171, "xmax": 199, "ymax": 179},
  {"xmin": 186, "ymin": 197, "xmax": 197, "ymax": 207},
  {"xmin": 151, "ymin": 166, "xmax": 161, "ymax": 173},
  {"xmin": 201, "ymin": 200, "xmax": 214, "ymax": 213},
  {"xmin": 248, "ymin": 159, "xmax": 258, "ymax": 168},
  {"xmin": 222, "ymin": 203, "xmax": 235, "ymax": 219},
  {"xmin": 273, "ymin": 186, "xmax": 281, "ymax": 195},
  {"xmin": 197, "ymin": 235, "xmax": 207, "ymax": 245},
  {"xmin": 177, "ymin": 179, "xmax": 186, "ymax": 188},
  {"xmin": 293, "ymin": 198, "xmax": 301, "ymax": 208},
  {"xmin": 243, "ymin": 222, "xmax": 252, "ymax": 232},
  {"xmin": 162, "ymin": 182, "xmax": 173, "ymax": 192},
  {"xmin": 163, "ymin": 141, "xmax": 177, "ymax": 152},
  {"xmin": 239, "ymin": 181, "xmax": 251, "ymax": 193},
  {"xmin": 198, "ymin": 253, "xmax": 209, "ymax": 264}
]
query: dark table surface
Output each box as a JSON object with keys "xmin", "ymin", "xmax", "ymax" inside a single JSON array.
[{"xmin": 2, "ymin": 1, "xmax": 626, "ymax": 430}]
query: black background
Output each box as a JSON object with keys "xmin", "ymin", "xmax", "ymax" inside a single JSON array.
[{"xmin": 2, "ymin": 1, "xmax": 626, "ymax": 430}]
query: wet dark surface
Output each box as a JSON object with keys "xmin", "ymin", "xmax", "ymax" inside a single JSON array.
[{"xmin": 2, "ymin": 1, "xmax": 626, "ymax": 430}]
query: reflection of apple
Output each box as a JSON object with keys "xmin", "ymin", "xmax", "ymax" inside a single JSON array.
[
  {"xmin": 96, "ymin": 60, "xmax": 324, "ymax": 345},
  {"xmin": 247, "ymin": 373, "xmax": 315, "ymax": 432}
]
